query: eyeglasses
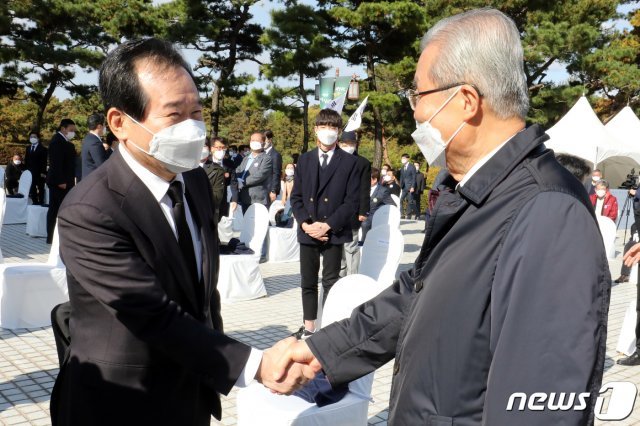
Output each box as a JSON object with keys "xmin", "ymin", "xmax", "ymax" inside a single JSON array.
[{"xmin": 405, "ymin": 82, "xmax": 483, "ymax": 110}]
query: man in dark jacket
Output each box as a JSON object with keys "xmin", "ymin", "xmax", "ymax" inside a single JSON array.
[
  {"xmin": 81, "ymin": 113, "xmax": 108, "ymax": 179},
  {"xmin": 25, "ymin": 131, "xmax": 48, "ymax": 205},
  {"xmin": 399, "ymin": 153, "xmax": 416, "ymax": 219},
  {"xmin": 412, "ymin": 161, "xmax": 426, "ymax": 220},
  {"xmin": 46, "ymin": 118, "xmax": 77, "ymax": 244},
  {"xmin": 276, "ymin": 9, "xmax": 610, "ymax": 425},
  {"xmin": 203, "ymin": 136, "xmax": 235, "ymax": 224},
  {"xmin": 5, "ymin": 153, "xmax": 24, "ymax": 195},
  {"xmin": 290, "ymin": 109, "xmax": 360, "ymax": 338},
  {"xmin": 360, "ymin": 167, "xmax": 395, "ymax": 242},
  {"xmin": 264, "ymin": 129, "xmax": 283, "ymax": 204},
  {"xmin": 338, "ymin": 130, "xmax": 370, "ymax": 276}
]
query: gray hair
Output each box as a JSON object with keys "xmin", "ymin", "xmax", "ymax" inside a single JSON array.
[
  {"xmin": 595, "ymin": 180, "xmax": 609, "ymax": 189},
  {"xmin": 420, "ymin": 8, "xmax": 529, "ymax": 119}
]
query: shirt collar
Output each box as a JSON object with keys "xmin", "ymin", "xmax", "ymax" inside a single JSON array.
[
  {"xmin": 119, "ymin": 143, "xmax": 183, "ymax": 203},
  {"xmin": 58, "ymin": 131, "xmax": 69, "ymax": 141},
  {"xmin": 318, "ymin": 145, "xmax": 336, "ymax": 159}
]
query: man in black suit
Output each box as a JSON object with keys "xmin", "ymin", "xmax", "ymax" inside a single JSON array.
[
  {"xmin": 46, "ymin": 118, "xmax": 77, "ymax": 244},
  {"xmin": 360, "ymin": 167, "xmax": 396, "ymax": 242},
  {"xmin": 290, "ymin": 109, "xmax": 360, "ymax": 338},
  {"xmin": 50, "ymin": 38, "xmax": 312, "ymax": 426},
  {"xmin": 399, "ymin": 153, "xmax": 416, "ymax": 219},
  {"xmin": 81, "ymin": 113, "xmax": 108, "ymax": 178},
  {"xmin": 24, "ymin": 131, "xmax": 48, "ymax": 205},
  {"xmin": 338, "ymin": 130, "xmax": 370, "ymax": 276},
  {"xmin": 264, "ymin": 129, "xmax": 283, "ymax": 204},
  {"xmin": 202, "ymin": 136, "xmax": 235, "ymax": 224},
  {"xmin": 412, "ymin": 161, "xmax": 426, "ymax": 220}
]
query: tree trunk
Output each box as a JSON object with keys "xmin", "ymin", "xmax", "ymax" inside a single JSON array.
[
  {"xmin": 366, "ymin": 47, "xmax": 383, "ymax": 169},
  {"xmin": 210, "ymin": 81, "xmax": 221, "ymax": 138},
  {"xmin": 34, "ymin": 77, "xmax": 58, "ymax": 135},
  {"xmin": 299, "ymin": 68, "xmax": 310, "ymax": 153},
  {"xmin": 381, "ymin": 126, "xmax": 391, "ymax": 166}
]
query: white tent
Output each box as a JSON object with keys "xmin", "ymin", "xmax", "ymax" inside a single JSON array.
[
  {"xmin": 602, "ymin": 107, "xmax": 640, "ymax": 188},
  {"xmin": 545, "ymin": 96, "xmax": 620, "ymax": 168}
]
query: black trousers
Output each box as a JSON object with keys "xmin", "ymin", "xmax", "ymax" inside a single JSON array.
[
  {"xmin": 413, "ymin": 192, "xmax": 422, "ymax": 218},
  {"xmin": 636, "ymin": 270, "xmax": 640, "ymax": 352},
  {"xmin": 47, "ymin": 186, "xmax": 69, "ymax": 244},
  {"xmin": 621, "ymin": 238, "xmax": 637, "ymax": 276},
  {"xmin": 30, "ymin": 175, "xmax": 46, "ymax": 205},
  {"xmin": 300, "ymin": 243, "xmax": 343, "ymax": 321}
]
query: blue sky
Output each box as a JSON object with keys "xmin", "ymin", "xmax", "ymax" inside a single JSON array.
[{"xmin": 56, "ymin": 0, "xmax": 639, "ymax": 100}]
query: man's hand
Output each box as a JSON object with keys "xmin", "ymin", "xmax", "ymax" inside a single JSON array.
[
  {"xmin": 358, "ymin": 215, "xmax": 366, "ymax": 222},
  {"xmin": 270, "ymin": 192, "xmax": 277, "ymax": 202},
  {"xmin": 624, "ymin": 242, "xmax": 640, "ymax": 267},
  {"xmin": 230, "ymin": 202, "xmax": 238, "ymax": 213},
  {"xmin": 256, "ymin": 337, "xmax": 316, "ymax": 394},
  {"xmin": 410, "ymin": 187, "xmax": 414, "ymax": 193},
  {"xmin": 306, "ymin": 222, "xmax": 331, "ymax": 240},
  {"xmin": 58, "ymin": 183, "xmax": 67, "ymax": 190},
  {"xmin": 237, "ymin": 178, "xmax": 244, "ymax": 191},
  {"xmin": 630, "ymin": 189, "xmax": 637, "ymax": 196},
  {"xmin": 273, "ymin": 340, "xmax": 323, "ymax": 383}
]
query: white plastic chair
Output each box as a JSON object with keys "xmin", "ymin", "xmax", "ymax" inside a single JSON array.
[
  {"xmin": 232, "ymin": 205, "xmax": 244, "ymax": 232},
  {"xmin": 371, "ymin": 204, "xmax": 401, "ymax": 229},
  {"xmin": 359, "ymin": 225, "xmax": 404, "ymax": 286},
  {"xmin": 596, "ymin": 215, "xmax": 616, "ymax": 259},
  {"xmin": 390, "ymin": 194, "xmax": 400, "ymax": 209},
  {"xmin": 4, "ymin": 170, "xmax": 32, "ymax": 224},
  {"xmin": 237, "ymin": 274, "xmax": 386, "ymax": 426},
  {"xmin": 217, "ymin": 203, "xmax": 269, "ymax": 303},
  {"xmin": 0, "ymin": 226, "xmax": 68, "ymax": 329}
]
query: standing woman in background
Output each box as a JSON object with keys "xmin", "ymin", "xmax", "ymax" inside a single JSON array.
[{"xmin": 281, "ymin": 163, "xmax": 295, "ymax": 206}]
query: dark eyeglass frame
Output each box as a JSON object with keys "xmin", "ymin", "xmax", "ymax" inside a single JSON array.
[{"xmin": 406, "ymin": 82, "xmax": 483, "ymax": 110}]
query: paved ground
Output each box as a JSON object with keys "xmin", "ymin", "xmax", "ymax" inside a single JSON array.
[{"xmin": 0, "ymin": 219, "xmax": 639, "ymax": 425}]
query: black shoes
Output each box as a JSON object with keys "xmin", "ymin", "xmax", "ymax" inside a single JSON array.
[
  {"xmin": 291, "ymin": 326, "xmax": 315, "ymax": 340},
  {"xmin": 614, "ymin": 275, "xmax": 629, "ymax": 283},
  {"xmin": 617, "ymin": 352, "xmax": 640, "ymax": 366}
]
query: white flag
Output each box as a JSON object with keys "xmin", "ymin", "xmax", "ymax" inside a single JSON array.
[
  {"xmin": 326, "ymin": 92, "xmax": 347, "ymax": 115},
  {"xmin": 344, "ymin": 96, "xmax": 369, "ymax": 132}
]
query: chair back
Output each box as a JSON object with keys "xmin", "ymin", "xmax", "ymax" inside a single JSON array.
[
  {"xmin": 47, "ymin": 224, "xmax": 64, "ymax": 267},
  {"xmin": 321, "ymin": 274, "xmax": 386, "ymax": 398},
  {"xmin": 0, "ymin": 167, "xmax": 4, "ymax": 188},
  {"xmin": 596, "ymin": 215, "xmax": 616, "ymax": 259},
  {"xmin": 232, "ymin": 205, "xmax": 244, "ymax": 231},
  {"xmin": 268, "ymin": 200, "xmax": 284, "ymax": 226},
  {"xmin": 0, "ymin": 192, "xmax": 5, "ymax": 262},
  {"xmin": 371, "ymin": 204, "xmax": 400, "ymax": 229},
  {"xmin": 240, "ymin": 203, "xmax": 269, "ymax": 253},
  {"xmin": 359, "ymin": 225, "xmax": 404, "ymax": 286},
  {"xmin": 18, "ymin": 170, "xmax": 32, "ymax": 196},
  {"xmin": 390, "ymin": 194, "xmax": 400, "ymax": 208}
]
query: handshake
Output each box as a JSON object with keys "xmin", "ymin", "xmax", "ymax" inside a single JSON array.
[{"xmin": 254, "ymin": 337, "xmax": 323, "ymax": 394}]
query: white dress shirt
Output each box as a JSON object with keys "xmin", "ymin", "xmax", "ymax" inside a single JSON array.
[
  {"xmin": 318, "ymin": 145, "xmax": 336, "ymax": 166},
  {"xmin": 120, "ymin": 144, "xmax": 261, "ymax": 387}
]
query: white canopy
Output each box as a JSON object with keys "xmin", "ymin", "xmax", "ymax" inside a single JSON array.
[
  {"xmin": 601, "ymin": 106, "xmax": 640, "ymax": 188},
  {"xmin": 545, "ymin": 96, "xmax": 620, "ymax": 167}
]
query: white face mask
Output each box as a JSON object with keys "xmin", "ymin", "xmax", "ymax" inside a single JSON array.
[
  {"xmin": 13, "ymin": 160, "xmax": 21, "ymax": 165},
  {"xmin": 250, "ymin": 141, "xmax": 263, "ymax": 151},
  {"xmin": 213, "ymin": 149, "xmax": 226, "ymax": 161},
  {"xmin": 285, "ymin": 168, "xmax": 295, "ymax": 177},
  {"xmin": 29, "ymin": 137, "xmax": 38, "ymax": 144},
  {"xmin": 341, "ymin": 145, "xmax": 356, "ymax": 155},
  {"xmin": 126, "ymin": 114, "xmax": 207, "ymax": 174},
  {"xmin": 383, "ymin": 175, "xmax": 392, "ymax": 182},
  {"xmin": 411, "ymin": 87, "xmax": 465, "ymax": 168},
  {"xmin": 66, "ymin": 131, "xmax": 76, "ymax": 140},
  {"xmin": 596, "ymin": 189, "xmax": 606, "ymax": 198},
  {"xmin": 316, "ymin": 129, "xmax": 338, "ymax": 146},
  {"xmin": 592, "ymin": 176, "xmax": 601, "ymax": 182}
]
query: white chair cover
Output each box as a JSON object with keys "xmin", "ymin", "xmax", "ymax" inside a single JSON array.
[
  {"xmin": 359, "ymin": 225, "xmax": 404, "ymax": 286},
  {"xmin": 26, "ymin": 205, "xmax": 48, "ymax": 237},
  {"xmin": 0, "ymin": 192, "xmax": 5, "ymax": 262},
  {"xmin": 217, "ymin": 204, "xmax": 269, "ymax": 303},
  {"xmin": 4, "ymin": 170, "xmax": 32, "ymax": 224},
  {"xmin": 237, "ymin": 274, "xmax": 385, "ymax": 426},
  {"xmin": 217, "ymin": 216, "xmax": 234, "ymax": 244},
  {"xmin": 617, "ymin": 299, "xmax": 637, "ymax": 356},
  {"xmin": 0, "ymin": 167, "xmax": 4, "ymax": 188},
  {"xmin": 267, "ymin": 227, "xmax": 299, "ymax": 263},
  {"xmin": 269, "ymin": 200, "xmax": 285, "ymax": 226},
  {"xmin": 232, "ymin": 205, "xmax": 244, "ymax": 232},
  {"xmin": 0, "ymin": 226, "xmax": 68, "ymax": 329},
  {"xmin": 390, "ymin": 194, "xmax": 400, "ymax": 209},
  {"xmin": 596, "ymin": 215, "xmax": 616, "ymax": 259},
  {"xmin": 371, "ymin": 204, "xmax": 400, "ymax": 229}
]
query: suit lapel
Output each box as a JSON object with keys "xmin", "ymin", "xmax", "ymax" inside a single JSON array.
[
  {"xmin": 108, "ymin": 152, "xmax": 201, "ymax": 315},
  {"xmin": 318, "ymin": 148, "xmax": 341, "ymax": 194},
  {"xmin": 307, "ymin": 149, "xmax": 319, "ymax": 198},
  {"xmin": 184, "ymin": 173, "xmax": 209, "ymax": 310}
]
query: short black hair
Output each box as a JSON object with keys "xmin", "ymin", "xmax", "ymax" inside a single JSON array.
[
  {"xmin": 238, "ymin": 144, "xmax": 248, "ymax": 152},
  {"xmin": 229, "ymin": 145, "xmax": 238, "ymax": 151},
  {"xmin": 87, "ymin": 113, "xmax": 105, "ymax": 131},
  {"xmin": 28, "ymin": 131, "xmax": 40, "ymax": 138},
  {"xmin": 315, "ymin": 109, "xmax": 342, "ymax": 128},
  {"xmin": 105, "ymin": 132, "xmax": 118, "ymax": 146},
  {"xmin": 99, "ymin": 38, "xmax": 194, "ymax": 121},
  {"xmin": 292, "ymin": 153, "xmax": 300, "ymax": 164},
  {"xmin": 401, "ymin": 153, "xmax": 410, "ymax": 159},
  {"xmin": 555, "ymin": 154, "xmax": 591, "ymax": 182},
  {"xmin": 212, "ymin": 136, "xmax": 227, "ymax": 146},
  {"xmin": 264, "ymin": 130, "xmax": 273, "ymax": 139},
  {"xmin": 58, "ymin": 118, "xmax": 75, "ymax": 130},
  {"xmin": 371, "ymin": 167, "xmax": 380, "ymax": 182}
]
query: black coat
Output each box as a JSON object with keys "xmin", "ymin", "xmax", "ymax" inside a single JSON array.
[
  {"xmin": 267, "ymin": 147, "xmax": 283, "ymax": 195},
  {"xmin": 4, "ymin": 161, "xmax": 23, "ymax": 193},
  {"xmin": 47, "ymin": 132, "xmax": 76, "ymax": 188},
  {"xmin": 415, "ymin": 171, "xmax": 425, "ymax": 194},
  {"xmin": 51, "ymin": 151, "xmax": 250, "ymax": 426},
  {"xmin": 291, "ymin": 147, "xmax": 360, "ymax": 245},
  {"xmin": 307, "ymin": 125, "xmax": 610, "ymax": 425},
  {"xmin": 81, "ymin": 132, "xmax": 108, "ymax": 178},
  {"xmin": 203, "ymin": 159, "xmax": 233, "ymax": 223},
  {"xmin": 362, "ymin": 184, "xmax": 395, "ymax": 231},
  {"xmin": 24, "ymin": 143, "xmax": 48, "ymax": 178},
  {"xmin": 399, "ymin": 162, "xmax": 416, "ymax": 191}
]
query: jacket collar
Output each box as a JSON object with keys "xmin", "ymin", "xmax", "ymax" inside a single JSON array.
[{"xmin": 455, "ymin": 124, "xmax": 548, "ymax": 206}]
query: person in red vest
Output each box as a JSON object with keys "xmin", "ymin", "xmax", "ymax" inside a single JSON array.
[{"xmin": 590, "ymin": 179, "xmax": 618, "ymax": 222}]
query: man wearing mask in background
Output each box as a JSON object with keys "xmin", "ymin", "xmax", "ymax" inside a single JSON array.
[
  {"xmin": 81, "ymin": 113, "xmax": 108, "ymax": 179},
  {"xmin": 585, "ymin": 169, "xmax": 602, "ymax": 196},
  {"xmin": 413, "ymin": 161, "xmax": 426, "ymax": 220},
  {"xmin": 50, "ymin": 38, "xmax": 312, "ymax": 426},
  {"xmin": 290, "ymin": 109, "xmax": 360, "ymax": 339},
  {"xmin": 263, "ymin": 130, "xmax": 283, "ymax": 203},
  {"xmin": 589, "ymin": 179, "xmax": 618, "ymax": 222},
  {"xmin": 399, "ymin": 153, "xmax": 416, "ymax": 219},
  {"xmin": 277, "ymin": 9, "xmax": 609, "ymax": 424},
  {"xmin": 203, "ymin": 136, "xmax": 234, "ymax": 224},
  {"xmin": 46, "ymin": 118, "xmax": 77, "ymax": 244},
  {"xmin": 5, "ymin": 153, "xmax": 24, "ymax": 195},
  {"xmin": 24, "ymin": 131, "xmax": 48, "ymax": 205},
  {"xmin": 338, "ymin": 130, "xmax": 370, "ymax": 277},
  {"xmin": 234, "ymin": 132, "xmax": 273, "ymax": 213}
]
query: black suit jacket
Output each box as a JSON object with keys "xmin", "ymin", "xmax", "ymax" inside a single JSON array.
[
  {"xmin": 415, "ymin": 172, "xmax": 425, "ymax": 194},
  {"xmin": 290, "ymin": 147, "xmax": 360, "ymax": 245},
  {"xmin": 51, "ymin": 151, "xmax": 251, "ymax": 426},
  {"xmin": 399, "ymin": 162, "xmax": 416, "ymax": 191},
  {"xmin": 267, "ymin": 147, "xmax": 283, "ymax": 195},
  {"xmin": 203, "ymin": 160, "xmax": 232, "ymax": 223},
  {"xmin": 46, "ymin": 132, "xmax": 76, "ymax": 188},
  {"xmin": 81, "ymin": 132, "xmax": 108, "ymax": 178},
  {"xmin": 24, "ymin": 143, "xmax": 48, "ymax": 178},
  {"xmin": 350, "ymin": 154, "xmax": 371, "ymax": 229}
]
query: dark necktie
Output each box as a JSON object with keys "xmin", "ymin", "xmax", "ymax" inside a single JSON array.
[
  {"xmin": 167, "ymin": 181, "xmax": 198, "ymax": 287},
  {"xmin": 321, "ymin": 153, "xmax": 328, "ymax": 170}
]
